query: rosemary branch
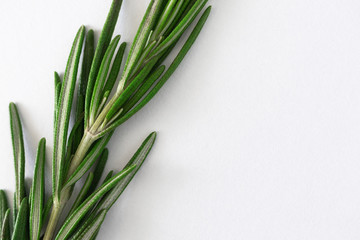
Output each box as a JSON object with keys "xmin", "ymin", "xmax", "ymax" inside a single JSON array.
[{"xmin": 2, "ymin": 0, "xmax": 211, "ymax": 239}]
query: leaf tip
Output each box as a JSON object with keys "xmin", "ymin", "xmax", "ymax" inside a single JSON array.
[
  {"xmin": 87, "ymin": 29, "xmax": 95, "ymax": 35},
  {"xmin": 40, "ymin": 137, "xmax": 46, "ymax": 145},
  {"xmin": 204, "ymin": 5, "xmax": 212, "ymax": 14},
  {"xmin": 149, "ymin": 131, "xmax": 157, "ymax": 139},
  {"xmin": 9, "ymin": 102, "xmax": 16, "ymax": 109}
]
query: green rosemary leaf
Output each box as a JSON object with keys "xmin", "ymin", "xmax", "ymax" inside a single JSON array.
[
  {"xmin": 163, "ymin": 0, "xmax": 192, "ymax": 37},
  {"xmin": 71, "ymin": 169, "xmax": 114, "ymax": 236},
  {"xmin": 53, "ymin": 26, "xmax": 85, "ymax": 201},
  {"xmin": 55, "ymin": 165, "xmax": 136, "ymax": 240},
  {"xmin": 157, "ymin": 0, "xmax": 185, "ymax": 38},
  {"xmin": 86, "ymin": 149, "xmax": 109, "ymax": 197},
  {"xmin": 103, "ymin": 171, "xmax": 114, "ymax": 183},
  {"xmin": 102, "ymin": 42, "xmax": 127, "ymax": 96},
  {"xmin": 0, "ymin": 191, "xmax": 8, "ymax": 235},
  {"xmin": 70, "ymin": 134, "xmax": 153, "ymax": 237},
  {"xmin": 105, "ymin": 58, "xmax": 158, "ymax": 122},
  {"xmin": 54, "ymin": 72, "xmax": 61, "ymax": 114},
  {"xmin": 89, "ymin": 35, "xmax": 121, "ymax": 126},
  {"xmin": 129, "ymin": 39, "xmax": 158, "ymax": 77},
  {"xmin": 150, "ymin": 0, "xmax": 207, "ymax": 58},
  {"xmin": 74, "ymin": 30, "xmax": 95, "ymax": 151},
  {"xmin": 95, "ymin": 132, "xmax": 156, "ymax": 211},
  {"xmin": 12, "ymin": 198, "xmax": 28, "ymax": 240},
  {"xmin": 153, "ymin": 40, "xmax": 177, "ymax": 69},
  {"xmin": 122, "ymin": 65, "xmax": 166, "ymax": 114},
  {"xmin": 181, "ymin": 0, "xmax": 197, "ymax": 16},
  {"xmin": 12, "ymin": 193, "xmax": 15, "ymax": 228},
  {"xmin": 68, "ymin": 172, "xmax": 94, "ymax": 216},
  {"xmin": 76, "ymin": 29, "xmax": 95, "ymax": 123},
  {"xmin": 117, "ymin": 0, "xmax": 164, "ymax": 92},
  {"xmin": 68, "ymin": 209, "xmax": 96, "ymax": 240},
  {"xmin": 89, "ymin": 170, "xmax": 114, "ymax": 214},
  {"xmin": 151, "ymin": 0, "xmax": 178, "ymax": 39},
  {"xmin": 0, "ymin": 209, "xmax": 10, "ymax": 240},
  {"xmin": 54, "ymin": 73, "xmax": 61, "ymax": 191},
  {"xmin": 101, "ymin": 6, "xmax": 211, "ymax": 135},
  {"xmin": 90, "ymin": 232, "xmax": 99, "ymax": 240},
  {"xmin": 29, "ymin": 138, "xmax": 46, "ymax": 240},
  {"xmin": 9, "ymin": 103, "xmax": 25, "ymax": 220},
  {"xmin": 85, "ymin": 0, "xmax": 124, "ymax": 127},
  {"xmin": 70, "ymin": 150, "xmax": 110, "ymax": 226},
  {"xmin": 71, "ymin": 210, "xmax": 107, "ymax": 240},
  {"xmin": 62, "ymin": 134, "xmax": 112, "ymax": 191},
  {"xmin": 42, "ymin": 196, "xmax": 53, "ymax": 224}
]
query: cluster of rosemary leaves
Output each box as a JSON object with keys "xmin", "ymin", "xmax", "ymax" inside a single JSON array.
[{"xmin": 0, "ymin": 0, "xmax": 211, "ymax": 239}]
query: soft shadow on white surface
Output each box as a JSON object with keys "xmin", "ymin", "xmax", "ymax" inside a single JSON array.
[{"xmin": 1, "ymin": 0, "xmax": 360, "ymax": 239}]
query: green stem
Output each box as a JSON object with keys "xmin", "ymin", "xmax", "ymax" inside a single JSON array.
[
  {"xmin": 43, "ymin": 133, "xmax": 95, "ymax": 240},
  {"xmin": 67, "ymin": 132, "xmax": 95, "ymax": 177},
  {"xmin": 43, "ymin": 203, "xmax": 62, "ymax": 240},
  {"xmin": 43, "ymin": 84, "xmax": 121, "ymax": 240}
]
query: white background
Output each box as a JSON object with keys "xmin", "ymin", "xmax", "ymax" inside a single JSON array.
[{"xmin": 1, "ymin": 0, "xmax": 360, "ymax": 239}]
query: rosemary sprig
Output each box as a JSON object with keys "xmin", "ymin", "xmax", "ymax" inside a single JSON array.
[{"xmin": 1, "ymin": 0, "xmax": 211, "ymax": 239}]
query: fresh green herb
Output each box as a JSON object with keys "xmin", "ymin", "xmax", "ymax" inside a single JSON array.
[{"xmin": 1, "ymin": 0, "xmax": 211, "ymax": 239}]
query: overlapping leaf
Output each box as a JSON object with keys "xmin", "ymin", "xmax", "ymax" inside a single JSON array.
[
  {"xmin": 0, "ymin": 209, "xmax": 10, "ymax": 240},
  {"xmin": 101, "ymin": 6, "xmax": 212, "ymax": 136},
  {"xmin": 9, "ymin": 103, "xmax": 25, "ymax": 220},
  {"xmin": 53, "ymin": 26, "xmax": 85, "ymax": 201},
  {"xmin": 29, "ymin": 138, "xmax": 46, "ymax": 240},
  {"xmin": 85, "ymin": 0, "xmax": 124, "ymax": 126},
  {"xmin": 12, "ymin": 198, "xmax": 28, "ymax": 240},
  {"xmin": 55, "ymin": 165, "xmax": 136, "ymax": 240}
]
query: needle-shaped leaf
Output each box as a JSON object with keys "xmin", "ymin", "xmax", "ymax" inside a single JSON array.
[
  {"xmin": 96, "ymin": 132, "xmax": 156, "ymax": 211},
  {"xmin": 54, "ymin": 72, "xmax": 61, "ymax": 120},
  {"xmin": 54, "ymin": 73, "xmax": 61, "ymax": 178},
  {"xmin": 55, "ymin": 165, "xmax": 136, "ymax": 240},
  {"xmin": 53, "ymin": 26, "xmax": 85, "ymax": 200},
  {"xmin": 0, "ymin": 209, "xmax": 10, "ymax": 240},
  {"xmin": 76, "ymin": 29, "xmax": 95, "ymax": 123},
  {"xmin": 101, "ymin": 6, "xmax": 211, "ymax": 136},
  {"xmin": 102, "ymin": 42, "xmax": 127, "ymax": 96},
  {"xmin": 129, "ymin": 39, "xmax": 158, "ymax": 77},
  {"xmin": 105, "ymin": 58, "xmax": 158, "ymax": 122},
  {"xmin": 117, "ymin": 0, "xmax": 164, "ymax": 92},
  {"xmin": 75, "ymin": 30, "xmax": 95, "ymax": 149},
  {"xmin": 87, "ymin": 170, "xmax": 114, "ymax": 214},
  {"xmin": 29, "ymin": 138, "xmax": 46, "ymax": 240},
  {"xmin": 122, "ymin": 65, "xmax": 166, "ymax": 114},
  {"xmin": 68, "ymin": 172, "xmax": 94, "ymax": 216},
  {"xmin": 71, "ymin": 210, "xmax": 107, "ymax": 240},
  {"xmin": 12, "ymin": 193, "xmax": 15, "ymax": 228},
  {"xmin": 149, "ymin": 0, "xmax": 207, "ymax": 58},
  {"xmin": 89, "ymin": 35, "xmax": 121, "ymax": 126},
  {"xmin": 158, "ymin": 0, "xmax": 185, "ymax": 37},
  {"xmin": 9, "ymin": 103, "xmax": 25, "ymax": 220},
  {"xmin": 12, "ymin": 198, "xmax": 28, "ymax": 240},
  {"xmin": 85, "ymin": 0, "xmax": 124, "ymax": 126},
  {"xmin": 102, "ymin": 171, "xmax": 114, "ymax": 184},
  {"xmin": 86, "ymin": 149, "xmax": 109, "ymax": 197},
  {"xmin": 62, "ymin": 133, "xmax": 112, "ymax": 192},
  {"xmin": 151, "ymin": 0, "xmax": 178, "ymax": 39},
  {"xmin": 164, "ymin": 0, "xmax": 193, "ymax": 37},
  {"xmin": 69, "ymin": 133, "xmax": 154, "ymax": 235},
  {"xmin": 0, "ymin": 191, "xmax": 8, "ymax": 237},
  {"xmin": 42, "ymin": 196, "xmax": 53, "ymax": 224}
]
